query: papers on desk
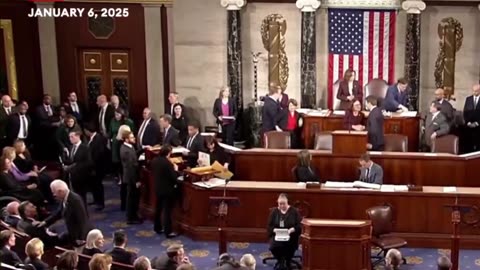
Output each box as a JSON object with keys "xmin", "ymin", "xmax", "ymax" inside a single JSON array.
[
  {"xmin": 332, "ymin": 110, "xmax": 346, "ymax": 115},
  {"xmin": 399, "ymin": 111, "xmax": 418, "ymax": 117},
  {"xmin": 193, "ymin": 178, "xmax": 226, "ymax": 188},
  {"xmin": 198, "ymin": 152, "xmax": 210, "ymax": 167},
  {"xmin": 443, "ymin": 186, "xmax": 457, "ymax": 193},
  {"xmin": 219, "ymin": 142, "xmax": 242, "ymax": 152},
  {"xmin": 380, "ymin": 185, "xmax": 409, "ymax": 192},
  {"xmin": 324, "ymin": 181, "xmax": 381, "ymax": 190},
  {"xmin": 172, "ymin": 147, "xmax": 189, "ymax": 154},
  {"xmin": 222, "ymin": 116, "xmax": 235, "ymax": 120},
  {"xmin": 201, "ymin": 132, "xmax": 216, "ymax": 137},
  {"xmin": 273, "ymin": 228, "xmax": 290, "ymax": 242}
]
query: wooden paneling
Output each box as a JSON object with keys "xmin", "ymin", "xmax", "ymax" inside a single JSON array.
[
  {"xmin": 55, "ymin": 2, "xmax": 147, "ymax": 121},
  {"xmin": 0, "ymin": 0, "xmax": 43, "ymax": 105},
  {"xmin": 232, "ymin": 149, "xmax": 480, "ymax": 186}
]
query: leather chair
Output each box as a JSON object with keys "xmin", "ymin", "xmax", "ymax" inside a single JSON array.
[
  {"xmin": 264, "ymin": 131, "xmax": 291, "ymax": 149},
  {"xmin": 364, "ymin": 79, "xmax": 388, "ymax": 107},
  {"xmin": 366, "ymin": 205, "xmax": 407, "ymax": 267},
  {"xmin": 432, "ymin": 134, "xmax": 459, "ymax": 154},
  {"xmin": 313, "ymin": 132, "xmax": 332, "ymax": 150},
  {"xmin": 384, "ymin": 134, "xmax": 408, "ymax": 152}
]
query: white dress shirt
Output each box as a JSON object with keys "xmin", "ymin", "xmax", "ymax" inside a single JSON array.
[
  {"xmin": 137, "ymin": 118, "xmax": 151, "ymax": 146},
  {"xmin": 18, "ymin": 115, "xmax": 28, "ymax": 139},
  {"xmin": 70, "ymin": 102, "xmax": 79, "ymax": 113},
  {"xmin": 45, "ymin": 105, "xmax": 53, "ymax": 116},
  {"xmin": 98, "ymin": 104, "xmax": 108, "ymax": 133}
]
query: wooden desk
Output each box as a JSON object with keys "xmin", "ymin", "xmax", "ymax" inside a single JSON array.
[
  {"xmin": 301, "ymin": 219, "xmax": 371, "ymax": 270},
  {"xmin": 332, "ymin": 130, "xmax": 367, "ymax": 154},
  {"xmin": 232, "ymin": 149, "xmax": 480, "ymax": 187},
  {"xmin": 302, "ymin": 113, "xmax": 420, "ymax": 151},
  {"xmin": 138, "ymin": 179, "xmax": 480, "ymax": 248}
]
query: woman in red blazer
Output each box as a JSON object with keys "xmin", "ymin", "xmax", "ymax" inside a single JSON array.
[
  {"xmin": 336, "ymin": 69, "xmax": 363, "ymax": 110},
  {"xmin": 277, "ymin": 99, "xmax": 302, "ymax": 148}
]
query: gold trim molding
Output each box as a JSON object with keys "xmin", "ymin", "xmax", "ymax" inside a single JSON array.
[
  {"xmin": 0, "ymin": 20, "xmax": 18, "ymax": 100},
  {"xmin": 62, "ymin": 0, "xmax": 173, "ymax": 4}
]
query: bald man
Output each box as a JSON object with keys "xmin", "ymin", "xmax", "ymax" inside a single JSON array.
[
  {"xmin": 0, "ymin": 95, "xmax": 14, "ymax": 148},
  {"xmin": 96, "ymin": 95, "xmax": 115, "ymax": 136},
  {"xmin": 41, "ymin": 180, "xmax": 93, "ymax": 245},
  {"xmin": 434, "ymin": 88, "xmax": 455, "ymax": 125},
  {"xmin": 4, "ymin": 201, "xmax": 20, "ymax": 227},
  {"xmin": 463, "ymin": 84, "xmax": 480, "ymax": 152}
]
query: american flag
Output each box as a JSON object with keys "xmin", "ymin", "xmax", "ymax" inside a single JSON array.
[{"xmin": 327, "ymin": 9, "xmax": 396, "ymax": 108}]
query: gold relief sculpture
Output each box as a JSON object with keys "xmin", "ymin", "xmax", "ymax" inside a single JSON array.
[
  {"xmin": 434, "ymin": 18, "xmax": 463, "ymax": 100},
  {"xmin": 260, "ymin": 14, "xmax": 289, "ymax": 93},
  {"xmin": 0, "ymin": 20, "xmax": 18, "ymax": 100}
]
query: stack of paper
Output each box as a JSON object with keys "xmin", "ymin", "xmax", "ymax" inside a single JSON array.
[
  {"xmin": 193, "ymin": 178, "xmax": 226, "ymax": 188},
  {"xmin": 273, "ymin": 228, "xmax": 290, "ymax": 242},
  {"xmin": 443, "ymin": 186, "xmax": 457, "ymax": 193},
  {"xmin": 324, "ymin": 181, "xmax": 381, "ymax": 190},
  {"xmin": 399, "ymin": 111, "xmax": 418, "ymax": 117},
  {"xmin": 172, "ymin": 146, "xmax": 189, "ymax": 154}
]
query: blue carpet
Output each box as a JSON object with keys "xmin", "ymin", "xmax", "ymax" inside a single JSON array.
[{"xmin": 64, "ymin": 181, "xmax": 480, "ymax": 270}]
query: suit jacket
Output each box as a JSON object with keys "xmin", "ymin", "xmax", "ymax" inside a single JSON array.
[
  {"xmin": 359, "ymin": 162, "xmax": 383, "ymax": 185},
  {"xmin": 120, "ymin": 144, "xmax": 139, "ymax": 185},
  {"xmin": 64, "ymin": 143, "xmax": 91, "ymax": 183},
  {"xmin": 138, "ymin": 119, "xmax": 161, "ymax": 147},
  {"xmin": 0, "ymin": 106, "xmax": 14, "ymax": 139},
  {"xmin": 162, "ymin": 126, "xmax": 180, "ymax": 147},
  {"xmin": 151, "ymin": 156, "xmax": 178, "ymax": 196},
  {"xmin": 107, "ymin": 247, "xmax": 137, "ymax": 265},
  {"xmin": 384, "ymin": 84, "xmax": 409, "ymax": 112},
  {"xmin": 262, "ymin": 96, "xmax": 280, "ymax": 133},
  {"xmin": 65, "ymin": 101, "xmax": 88, "ymax": 123},
  {"xmin": 366, "ymin": 107, "xmax": 385, "ymax": 150},
  {"xmin": 279, "ymin": 93, "xmax": 289, "ymax": 110},
  {"xmin": 25, "ymin": 257, "xmax": 49, "ymax": 270},
  {"xmin": 0, "ymin": 246, "xmax": 22, "ymax": 266},
  {"xmin": 95, "ymin": 105, "xmax": 115, "ymax": 134},
  {"xmin": 424, "ymin": 112, "xmax": 450, "ymax": 147},
  {"xmin": 439, "ymin": 99, "xmax": 455, "ymax": 125},
  {"xmin": 45, "ymin": 191, "xmax": 93, "ymax": 243},
  {"xmin": 213, "ymin": 98, "xmax": 237, "ymax": 125},
  {"xmin": 151, "ymin": 255, "xmax": 178, "ymax": 270},
  {"xmin": 35, "ymin": 104, "xmax": 56, "ymax": 129},
  {"xmin": 6, "ymin": 113, "xmax": 31, "ymax": 143},
  {"xmin": 17, "ymin": 218, "xmax": 58, "ymax": 248},
  {"xmin": 88, "ymin": 133, "xmax": 108, "ymax": 173},
  {"xmin": 463, "ymin": 95, "xmax": 480, "ymax": 124},
  {"xmin": 184, "ymin": 134, "xmax": 206, "ymax": 167},
  {"xmin": 4, "ymin": 215, "xmax": 21, "ymax": 227},
  {"xmin": 337, "ymin": 80, "xmax": 363, "ymax": 110}
]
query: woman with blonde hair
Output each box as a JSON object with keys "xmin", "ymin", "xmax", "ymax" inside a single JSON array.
[
  {"xmin": 89, "ymin": 253, "xmax": 113, "ymax": 270},
  {"xmin": 83, "ymin": 229, "xmax": 105, "ymax": 256},
  {"xmin": 212, "ymin": 86, "xmax": 237, "ymax": 145},
  {"xmin": 240, "ymin": 253, "xmax": 256, "ymax": 270},
  {"xmin": 25, "ymin": 238, "xmax": 49, "ymax": 270}
]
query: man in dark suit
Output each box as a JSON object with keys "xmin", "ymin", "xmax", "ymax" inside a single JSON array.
[
  {"xmin": 183, "ymin": 120, "xmax": 206, "ymax": 168},
  {"xmin": 261, "ymin": 87, "xmax": 281, "ymax": 135},
  {"xmin": 4, "ymin": 201, "xmax": 20, "ymax": 227},
  {"xmin": 159, "ymin": 114, "xmax": 180, "ymax": 147},
  {"xmin": 40, "ymin": 180, "xmax": 93, "ymax": 246},
  {"xmin": 0, "ymin": 95, "xmax": 14, "ymax": 148},
  {"xmin": 84, "ymin": 124, "xmax": 107, "ymax": 210},
  {"xmin": 384, "ymin": 78, "xmax": 409, "ymax": 112},
  {"xmin": 358, "ymin": 153, "xmax": 383, "ymax": 185},
  {"xmin": 63, "ymin": 130, "xmax": 92, "ymax": 204},
  {"xmin": 137, "ymin": 108, "xmax": 161, "ymax": 149},
  {"xmin": 151, "ymin": 244, "xmax": 190, "ymax": 270},
  {"xmin": 6, "ymin": 103, "xmax": 31, "ymax": 145},
  {"xmin": 17, "ymin": 201, "xmax": 60, "ymax": 248},
  {"xmin": 95, "ymin": 95, "xmax": 115, "ymax": 136},
  {"xmin": 0, "ymin": 230, "xmax": 22, "ymax": 266},
  {"xmin": 166, "ymin": 92, "xmax": 185, "ymax": 116},
  {"xmin": 151, "ymin": 145, "xmax": 179, "ymax": 237},
  {"xmin": 366, "ymin": 95, "xmax": 385, "ymax": 151},
  {"xmin": 434, "ymin": 88, "xmax": 455, "ymax": 126},
  {"xmin": 424, "ymin": 101, "xmax": 450, "ymax": 151},
  {"xmin": 34, "ymin": 94, "xmax": 57, "ymax": 160},
  {"xmin": 463, "ymin": 84, "xmax": 480, "ymax": 152},
  {"xmin": 110, "ymin": 95, "xmax": 129, "ymax": 116},
  {"xmin": 65, "ymin": 92, "xmax": 88, "ymax": 124},
  {"xmin": 107, "ymin": 230, "xmax": 137, "ymax": 265},
  {"xmin": 120, "ymin": 131, "xmax": 142, "ymax": 224}
]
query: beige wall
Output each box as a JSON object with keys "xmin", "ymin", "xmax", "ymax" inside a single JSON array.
[
  {"xmin": 418, "ymin": 6, "xmax": 480, "ymax": 111},
  {"xmin": 172, "ymin": 1, "xmax": 480, "ymax": 126}
]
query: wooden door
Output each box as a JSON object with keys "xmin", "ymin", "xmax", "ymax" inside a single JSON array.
[{"xmin": 78, "ymin": 49, "xmax": 131, "ymax": 111}]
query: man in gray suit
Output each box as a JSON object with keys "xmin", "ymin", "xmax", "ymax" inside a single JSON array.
[
  {"xmin": 120, "ymin": 131, "xmax": 142, "ymax": 224},
  {"xmin": 424, "ymin": 101, "xmax": 450, "ymax": 151},
  {"xmin": 358, "ymin": 154, "xmax": 383, "ymax": 185},
  {"xmin": 434, "ymin": 88, "xmax": 455, "ymax": 126}
]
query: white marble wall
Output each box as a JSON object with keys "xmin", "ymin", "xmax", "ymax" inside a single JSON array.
[
  {"xmin": 172, "ymin": 2, "xmax": 480, "ymax": 125},
  {"xmin": 418, "ymin": 6, "xmax": 480, "ymax": 111}
]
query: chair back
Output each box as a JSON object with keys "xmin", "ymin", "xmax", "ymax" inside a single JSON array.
[
  {"xmin": 384, "ymin": 134, "xmax": 408, "ymax": 152},
  {"xmin": 432, "ymin": 135, "xmax": 459, "ymax": 154},
  {"xmin": 263, "ymin": 131, "xmax": 291, "ymax": 149},
  {"xmin": 364, "ymin": 79, "xmax": 388, "ymax": 106},
  {"xmin": 314, "ymin": 132, "xmax": 332, "ymax": 150},
  {"xmin": 331, "ymin": 80, "xmax": 341, "ymax": 110},
  {"xmin": 366, "ymin": 205, "xmax": 394, "ymax": 237}
]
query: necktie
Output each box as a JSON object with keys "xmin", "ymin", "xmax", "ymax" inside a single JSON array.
[
  {"xmin": 21, "ymin": 116, "xmax": 27, "ymax": 138},
  {"xmin": 46, "ymin": 106, "xmax": 52, "ymax": 116},
  {"xmin": 365, "ymin": 168, "xmax": 370, "ymax": 182},
  {"xmin": 187, "ymin": 136, "xmax": 194, "ymax": 149},
  {"xmin": 137, "ymin": 120, "xmax": 147, "ymax": 145},
  {"xmin": 474, "ymin": 97, "xmax": 478, "ymax": 108},
  {"xmin": 71, "ymin": 145, "xmax": 77, "ymax": 159},
  {"xmin": 99, "ymin": 108, "xmax": 105, "ymax": 130},
  {"xmin": 6, "ymin": 108, "xmax": 10, "ymax": 115},
  {"xmin": 164, "ymin": 128, "xmax": 169, "ymax": 143},
  {"xmin": 72, "ymin": 103, "xmax": 79, "ymax": 113}
]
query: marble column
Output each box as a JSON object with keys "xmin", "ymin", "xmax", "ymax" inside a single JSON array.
[
  {"xmin": 221, "ymin": 0, "xmax": 246, "ymax": 141},
  {"xmin": 402, "ymin": 0, "xmax": 426, "ymax": 111},
  {"xmin": 36, "ymin": 3, "xmax": 61, "ymax": 103},
  {"xmin": 143, "ymin": 4, "xmax": 165, "ymax": 116},
  {"xmin": 296, "ymin": 0, "xmax": 321, "ymax": 108}
]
